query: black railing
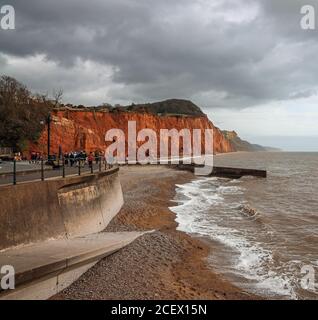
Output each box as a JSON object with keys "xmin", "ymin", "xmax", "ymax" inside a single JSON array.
[
  {"xmin": 41, "ymin": 159, "xmax": 44, "ymax": 181},
  {"xmin": 2, "ymin": 157, "xmax": 114, "ymax": 186},
  {"xmin": 13, "ymin": 159, "xmax": 16, "ymax": 185}
]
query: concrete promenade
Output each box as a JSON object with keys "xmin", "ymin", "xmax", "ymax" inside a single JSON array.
[
  {"xmin": 0, "ymin": 166, "xmax": 136, "ymax": 299},
  {"xmin": 0, "ymin": 231, "xmax": 148, "ymax": 300},
  {"xmin": 0, "ymin": 161, "xmax": 105, "ymax": 186},
  {"xmin": 0, "ymin": 161, "xmax": 50, "ymax": 174}
]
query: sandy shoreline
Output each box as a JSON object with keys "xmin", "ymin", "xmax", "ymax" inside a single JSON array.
[{"xmin": 53, "ymin": 166, "xmax": 258, "ymax": 300}]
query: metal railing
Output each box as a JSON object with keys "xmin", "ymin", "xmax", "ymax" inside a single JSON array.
[{"xmin": 3, "ymin": 156, "xmax": 114, "ymax": 186}]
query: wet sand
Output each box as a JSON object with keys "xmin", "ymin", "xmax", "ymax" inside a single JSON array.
[{"xmin": 54, "ymin": 166, "xmax": 258, "ymax": 300}]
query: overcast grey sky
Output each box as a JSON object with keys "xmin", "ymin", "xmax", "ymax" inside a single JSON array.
[{"xmin": 0, "ymin": 0, "xmax": 317, "ymax": 150}]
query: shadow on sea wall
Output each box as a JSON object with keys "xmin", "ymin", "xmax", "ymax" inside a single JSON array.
[{"xmin": 0, "ymin": 167, "xmax": 123, "ymax": 251}]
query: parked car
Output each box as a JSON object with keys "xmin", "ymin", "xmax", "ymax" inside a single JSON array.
[{"xmin": 0, "ymin": 147, "xmax": 13, "ymax": 161}]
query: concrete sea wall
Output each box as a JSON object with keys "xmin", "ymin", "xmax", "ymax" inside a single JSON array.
[{"xmin": 0, "ymin": 168, "xmax": 123, "ymax": 251}]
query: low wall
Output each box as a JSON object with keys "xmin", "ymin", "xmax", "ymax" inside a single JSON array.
[
  {"xmin": 174, "ymin": 164, "xmax": 267, "ymax": 178},
  {"xmin": 0, "ymin": 168, "xmax": 123, "ymax": 251}
]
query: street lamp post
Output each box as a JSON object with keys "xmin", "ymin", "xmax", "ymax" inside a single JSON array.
[{"xmin": 47, "ymin": 113, "xmax": 51, "ymax": 160}]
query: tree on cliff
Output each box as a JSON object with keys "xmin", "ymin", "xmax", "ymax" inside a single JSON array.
[{"xmin": 0, "ymin": 75, "xmax": 52, "ymax": 152}]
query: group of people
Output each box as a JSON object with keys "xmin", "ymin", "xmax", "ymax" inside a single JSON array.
[
  {"xmin": 27, "ymin": 150, "xmax": 115, "ymax": 169},
  {"xmin": 63, "ymin": 150, "xmax": 102, "ymax": 168},
  {"xmin": 29, "ymin": 152, "xmax": 42, "ymax": 163}
]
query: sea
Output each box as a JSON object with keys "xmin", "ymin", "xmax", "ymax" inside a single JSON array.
[{"xmin": 170, "ymin": 152, "xmax": 318, "ymax": 300}]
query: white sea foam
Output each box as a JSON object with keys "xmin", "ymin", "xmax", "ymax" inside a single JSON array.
[
  {"xmin": 170, "ymin": 177, "xmax": 298, "ymax": 299},
  {"xmin": 218, "ymin": 186, "xmax": 244, "ymax": 195}
]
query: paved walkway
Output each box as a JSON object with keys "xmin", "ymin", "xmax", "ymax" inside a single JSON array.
[
  {"xmin": 0, "ymin": 162, "xmax": 106, "ymax": 186},
  {"xmin": 0, "ymin": 161, "xmax": 50, "ymax": 174},
  {"xmin": 0, "ymin": 231, "xmax": 148, "ymax": 299}
]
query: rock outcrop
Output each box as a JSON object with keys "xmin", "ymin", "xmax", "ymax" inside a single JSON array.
[
  {"xmin": 223, "ymin": 130, "xmax": 280, "ymax": 152},
  {"xmin": 123, "ymin": 99, "xmax": 205, "ymax": 116}
]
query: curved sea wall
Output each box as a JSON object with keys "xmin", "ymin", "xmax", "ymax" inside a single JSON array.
[
  {"xmin": 0, "ymin": 168, "xmax": 123, "ymax": 251},
  {"xmin": 29, "ymin": 110, "xmax": 234, "ymax": 155}
]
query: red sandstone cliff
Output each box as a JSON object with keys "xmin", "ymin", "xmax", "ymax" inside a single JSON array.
[{"xmin": 30, "ymin": 109, "xmax": 234, "ymax": 156}]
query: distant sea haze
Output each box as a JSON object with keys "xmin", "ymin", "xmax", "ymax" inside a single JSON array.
[{"xmin": 243, "ymin": 136, "xmax": 318, "ymax": 152}]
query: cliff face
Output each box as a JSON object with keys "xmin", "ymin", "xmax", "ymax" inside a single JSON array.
[
  {"xmin": 222, "ymin": 130, "xmax": 280, "ymax": 152},
  {"xmin": 30, "ymin": 110, "xmax": 235, "ymax": 156}
]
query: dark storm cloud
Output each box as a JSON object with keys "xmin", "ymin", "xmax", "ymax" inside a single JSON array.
[{"xmin": 0, "ymin": 0, "xmax": 318, "ymax": 107}]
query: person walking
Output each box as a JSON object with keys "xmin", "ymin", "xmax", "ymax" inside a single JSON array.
[
  {"xmin": 70, "ymin": 152, "xmax": 75, "ymax": 167},
  {"xmin": 88, "ymin": 152, "xmax": 94, "ymax": 170},
  {"xmin": 95, "ymin": 150, "xmax": 100, "ymax": 164}
]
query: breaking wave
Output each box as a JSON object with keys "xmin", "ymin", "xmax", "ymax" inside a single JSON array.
[{"xmin": 170, "ymin": 177, "xmax": 300, "ymax": 299}]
